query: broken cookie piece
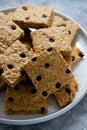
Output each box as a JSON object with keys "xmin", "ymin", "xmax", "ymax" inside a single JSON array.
[{"xmin": 54, "ymin": 81, "xmax": 78, "ymax": 108}]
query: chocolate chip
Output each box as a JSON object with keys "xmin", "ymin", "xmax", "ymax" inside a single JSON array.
[
  {"xmin": 65, "ymin": 88, "xmax": 71, "ymax": 94},
  {"xmin": 11, "ymin": 25, "xmax": 16, "ymax": 30},
  {"xmin": 71, "ymin": 56, "xmax": 75, "ymax": 61},
  {"xmin": 31, "ymin": 57, "xmax": 37, "ymax": 62},
  {"xmin": 61, "ymin": 24, "xmax": 66, "ymax": 27},
  {"xmin": 0, "ymin": 68, "xmax": 3, "ymax": 75},
  {"xmin": 23, "ymin": 6, "xmax": 27, "ymax": 11},
  {"xmin": 7, "ymin": 64, "xmax": 14, "ymax": 69},
  {"xmin": 47, "ymin": 47, "xmax": 52, "ymax": 52},
  {"xmin": 40, "ymin": 107, "xmax": 45, "ymax": 113},
  {"xmin": 31, "ymin": 88, "xmax": 37, "ymax": 94},
  {"xmin": 42, "ymin": 91, "xmax": 48, "ymax": 97},
  {"xmin": 45, "ymin": 63, "xmax": 50, "ymax": 68},
  {"xmin": 42, "ymin": 14, "xmax": 47, "ymax": 18},
  {"xmin": 55, "ymin": 82, "xmax": 61, "ymax": 89},
  {"xmin": 66, "ymin": 69, "xmax": 71, "ymax": 74},
  {"xmin": 20, "ymin": 53, "xmax": 26, "ymax": 58},
  {"xmin": 78, "ymin": 52, "xmax": 84, "ymax": 58},
  {"xmin": 68, "ymin": 30, "xmax": 71, "ymax": 35},
  {"xmin": 49, "ymin": 38, "xmax": 55, "ymax": 42},
  {"xmin": 36, "ymin": 75, "xmax": 41, "ymax": 81},
  {"xmin": 21, "ymin": 69, "xmax": 26, "ymax": 76},
  {"xmin": 8, "ymin": 97, "xmax": 14, "ymax": 102}
]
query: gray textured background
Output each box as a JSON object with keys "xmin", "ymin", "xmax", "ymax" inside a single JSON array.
[{"xmin": 0, "ymin": 0, "xmax": 87, "ymax": 129}]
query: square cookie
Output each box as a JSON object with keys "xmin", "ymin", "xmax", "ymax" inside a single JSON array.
[
  {"xmin": 4, "ymin": 77, "xmax": 48, "ymax": 114},
  {"xmin": 10, "ymin": 5, "xmax": 53, "ymax": 28},
  {"xmin": 31, "ymin": 27, "xmax": 72, "ymax": 57},
  {"xmin": 51, "ymin": 15, "xmax": 78, "ymax": 42},
  {"xmin": 24, "ymin": 47, "xmax": 77, "ymax": 99},
  {"xmin": 0, "ymin": 40, "xmax": 34, "ymax": 87},
  {"xmin": 0, "ymin": 12, "xmax": 24, "ymax": 53}
]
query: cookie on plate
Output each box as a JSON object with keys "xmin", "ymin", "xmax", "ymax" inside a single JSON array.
[
  {"xmin": 70, "ymin": 46, "xmax": 84, "ymax": 65},
  {"xmin": 51, "ymin": 15, "xmax": 78, "ymax": 42},
  {"xmin": 24, "ymin": 47, "xmax": 77, "ymax": 99},
  {"xmin": 31, "ymin": 27, "xmax": 73, "ymax": 59},
  {"xmin": 0, "ymin": 40, "xmax": 34, "ymax": 87},
  {"xmin": 9, "ymin": 5, "xmax": 54, "ymax": 28},
  {"xmin": 0, "ymin": 12, "xmax": 24, "ymax": 53},
  {"xmin": 54, "ymin": 81, "xmax": 78, "ymax": 108},
  {"xmin": 4, "ymin": 77, "xmax": 48, "ymax": 114}
]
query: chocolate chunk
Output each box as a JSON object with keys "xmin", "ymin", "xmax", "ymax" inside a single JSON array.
[
  {"xmin": 36, "ymin": 75, "xmax": 42, "ymax": 81},
  {"xmin": 20, "ymin": 53, "xmax": 26, "ymax": 58},
  {"xmin": 65, "ymin": 88, "xmax": 71, "ymax": 94},
  {"xmin": 11, "ymin": 25, "xmax": 16, "ymax": 30},
  {"xmin": 66, "ymin": 69, "xmax": 71, "ymax": 74},
  {"xmin": 8, "ymin": 97, "xmax": 14, "ymax": 102},
  {"xmin": 7, "ymin": 64, "xmax": 14, "ymax": 69},
  {"xmin": 45, "ymin": 63, "xmax": 50, "ymax": 68},
  {"xmin": 56, "ymin": 82, "xmax": 61, "ymax": 88},
  {"xmin": 42, "ymin": 91, "xmax": 48, "ymax": 96},
  {"xmin": 49, "ymin": 38, "xmax": 55, "ymax": 42}
]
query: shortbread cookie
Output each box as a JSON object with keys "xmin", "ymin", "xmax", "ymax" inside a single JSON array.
[
  {"xmin": 24, "ymin": 47, "xmax": 77, "ymax": 99},
  {"xmin": 10, "ymin": 5, "xmax": 53, "ymax": 28},
  {"xmin": 31, "ymin": 27, "xmax": 73, "ymax": 59},
  {"xmin": 0, "ymin": 40, "xmax": 34, "ymax": 87},
  {"xmin": 4, "ymin": 78, "xmax": 48, "ymax": 114},
  {"xmin": 54, "ymin": 81, "xmax": 78, "ymax": 108},
  {"xmin": 51, "ymin": 15, "xmax": 78, "ymax": 42},
  {"xmin": 0, "ymin": 12, "xmax": 24, "ymax": 53}
]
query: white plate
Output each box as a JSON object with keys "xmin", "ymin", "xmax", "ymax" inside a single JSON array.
[{"xmin": 0, "ymin": 8, "xmax": 87, "ymax": 125}]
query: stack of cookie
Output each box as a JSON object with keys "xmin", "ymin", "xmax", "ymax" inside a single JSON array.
[{"xmin": 0, "ymin": 5, "xmax": 84, "ymax": 114}]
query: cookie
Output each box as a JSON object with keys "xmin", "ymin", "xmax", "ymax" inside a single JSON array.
[
  {"xmin": 0, "ymin": 12, "xmax": 24, "ymax": 53},
  {"xmin": 9, "ymin": 5, "xmax": 53, "ymax": 28},
  {"xmin": 24, "ymin": 47, "xmax": 77, "ymax": 99},
  {"xmin": 31, "ymin": 27, "xmax": 72, "ymax": 59},
  {"xmin": 7, "ymin": 12, "xmax": 14, "ymax": 20},
  {"xmin": 4, "ymin": 77, "xmax": 48, "ymax": 114},
  {"xmin": 54, "ymin": 81, "xmax": 78, "ymax": 108},
  {"xmin": 0, "ymin": 40, "xmax": 34, "ymax": 87},
  {"xmin": 70, "ymin": 46, "xmax": 84, "ymax": 65},
  {"xmin": 51, "ymin": 15, "xmax": 78, "ymax": 42}
]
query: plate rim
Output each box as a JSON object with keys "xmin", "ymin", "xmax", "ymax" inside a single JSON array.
[{"xmin": 0, "ymin": 8, "xmax": 87, "ymax": 125}]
